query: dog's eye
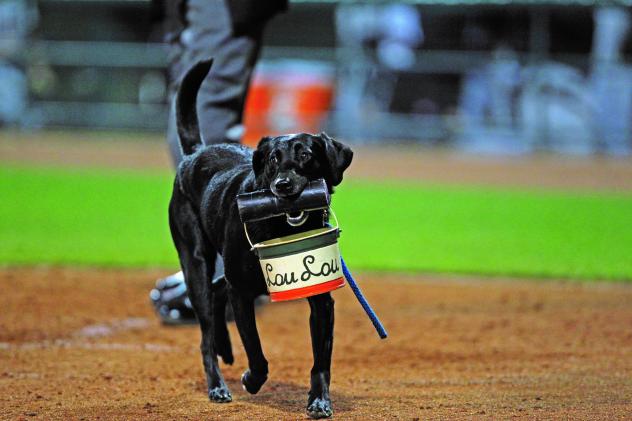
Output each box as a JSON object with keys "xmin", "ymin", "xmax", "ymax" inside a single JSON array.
[
  {"xmin": 300, "ymin": 151, "xmax": 311, "ymax": 161},
  {"xmin": 269, "ymin": 154, "xmax": 278, "ymax": 165}
]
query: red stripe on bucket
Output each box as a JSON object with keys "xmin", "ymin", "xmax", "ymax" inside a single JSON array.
[{"xmin": 269, "ymin": 277, "xmax": 345, "ymax": 302}]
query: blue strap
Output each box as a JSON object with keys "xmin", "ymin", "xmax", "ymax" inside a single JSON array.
[{"xmin": 340, "ymin": 256, "xmax": 388, "ymax": 339}]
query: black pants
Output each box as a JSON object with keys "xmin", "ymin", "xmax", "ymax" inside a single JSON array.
[
  {"xmin": 164, "ymin": 0, "xmax": 265, "ymax": 279},
  {"xmin": 165, "ymin": 0, "xmax": 264, "ymax": 166}
]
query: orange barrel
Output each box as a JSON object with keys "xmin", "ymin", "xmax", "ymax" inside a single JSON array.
[{"xmin": 243, "ymin": 60, "xmax": 335, "ymax": 146}]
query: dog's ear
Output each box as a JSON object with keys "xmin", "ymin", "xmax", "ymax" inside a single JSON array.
[
  {"xmin": 252, "ymin": 136, "xmax": 273, "ymax": 178},
  {"xmin": 313, "ymin": 132, "xmax": 353, "ymax": 187}
]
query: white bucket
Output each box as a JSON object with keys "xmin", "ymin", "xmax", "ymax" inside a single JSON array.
[{"xmin": 245, "ymin": 213, "xmax": 345, "ymax": 302}]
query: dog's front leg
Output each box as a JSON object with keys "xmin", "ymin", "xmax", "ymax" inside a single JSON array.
[
  {"xmin": 306, "ymin": 293, "xmax": 334, "ymax": 419},
  {"xmin": 228, "ymin": 289, "xmax": 269, "ymax": 394}
]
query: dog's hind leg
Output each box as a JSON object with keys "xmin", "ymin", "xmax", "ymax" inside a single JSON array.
[
  {"xmin": 306, "ymin": 293, "xmax": 335, "ymax": 419},
  {"xmin": 224, "ymin": 267, "xmax": 269, "ymax": 394},
  {"xmin": 212, "ymin": 276, "xmax": 233, "ymax": 365},
  {"xmin": 169, "ymin": 200, "xmax": 232, "ymax": 403}
]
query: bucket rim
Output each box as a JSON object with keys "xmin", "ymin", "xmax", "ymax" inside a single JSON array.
[{"xmin": 253, "ymin": 226, "xmax": 338, "ymax": 249}]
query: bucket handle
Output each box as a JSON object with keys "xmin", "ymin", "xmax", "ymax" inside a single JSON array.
[{"xmin": 243, "ymin": 208, "xmax": 339, "ymax": 249}]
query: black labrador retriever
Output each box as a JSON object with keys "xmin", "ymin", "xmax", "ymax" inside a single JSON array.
[{"xmin": 168, "ymin": 59, "xmax": 353, "ymax": 419}]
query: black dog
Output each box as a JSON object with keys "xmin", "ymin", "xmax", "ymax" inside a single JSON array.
[{"xmin": 168, "ymin": 59, "xmax": 353, "ymax": 419}]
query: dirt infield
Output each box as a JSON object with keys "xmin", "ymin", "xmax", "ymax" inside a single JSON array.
[{"xmin": 2, "ymin": 268, "xmax": 632, "ymax": 420}]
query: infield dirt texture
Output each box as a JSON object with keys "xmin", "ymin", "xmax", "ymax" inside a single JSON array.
[{"xmin": 2, "ymin": 133, "xmax": 632, "ymax": 420}]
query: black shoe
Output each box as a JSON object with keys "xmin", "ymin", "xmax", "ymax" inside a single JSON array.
[
  {"xmin": 150, "ymin": 272, "xmax": 197, "ymax": 326},
  {"xmin": 150, "ymin": 272, "xmax": 269, "ymax": 326}
]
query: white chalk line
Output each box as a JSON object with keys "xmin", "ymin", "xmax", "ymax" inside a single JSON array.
[
  {"xmin": 1, "ymin": 317, "xmax": 188, "ymax": 353},
  {"xmin": 0, "ymin": 339, "xmax": 182, "ymax": 352}
]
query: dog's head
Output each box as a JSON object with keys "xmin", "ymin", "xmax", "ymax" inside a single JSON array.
[{"xmin": 252, "ymin": 133, "xmax": 353, "ymax": 198}]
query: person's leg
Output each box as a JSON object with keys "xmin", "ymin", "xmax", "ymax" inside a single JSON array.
[
  {"xmin": 166, "ymin": 0, "xmax": 262, "ymax": 162},
  {"xmin": 153, "ymin": 0, "xmax": 263, "ymax": 325}
]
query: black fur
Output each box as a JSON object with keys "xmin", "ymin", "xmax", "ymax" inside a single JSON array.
[
  {"xmin": 175, "ymin": 58, "xmax": 212, "ymax": 155},
  {"xmin": 169, "ymin": 60, "xmax": 353, "ymax": 418}
]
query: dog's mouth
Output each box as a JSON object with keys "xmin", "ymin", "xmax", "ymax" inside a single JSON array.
[
  {"xmin": 271, "ymin": 189, "xmax": 302, "ymax": 199},
  {"xmin": 270, "ymin": 177, "xmax": 307, "ymax": 199}
]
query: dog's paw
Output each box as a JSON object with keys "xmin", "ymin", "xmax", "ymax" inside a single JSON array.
[
  {"xmin": 219, "ymin": 351, "xmax": 234, "ymax": 365},
  {"xmin": 208, "ymin": 386, "xmax": 232, "ymax": 403},
  {"xmin": 240, "ymin": 369, "xmax": 267, "ymax": 394},
  {"xmin": 307, "ymin": 397, "xmax": 333, "ymax": 419}
]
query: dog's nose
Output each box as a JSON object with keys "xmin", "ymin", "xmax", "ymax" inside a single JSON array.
[{"xmin": 274, "ymin": 177, "xmax": 292, "ymax": 192}]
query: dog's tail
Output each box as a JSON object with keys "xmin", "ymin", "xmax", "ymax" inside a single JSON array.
[{"xmin": 175, "ymin": 58, "xmax": 213, "ymax": 156}]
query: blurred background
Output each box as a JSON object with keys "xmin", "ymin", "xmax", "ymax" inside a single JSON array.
[
  {"xmin": 1, "ymin": 0, "xmax": 632, "ymax": 281},
  {"xmin": 1, "ymin": 0, "xmax": 631, "ymax": 154}
]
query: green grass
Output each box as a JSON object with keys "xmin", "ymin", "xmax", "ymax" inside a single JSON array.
[{"xmin": 2, "ymin": 164, "xmax": 632, "ymax": 281}]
